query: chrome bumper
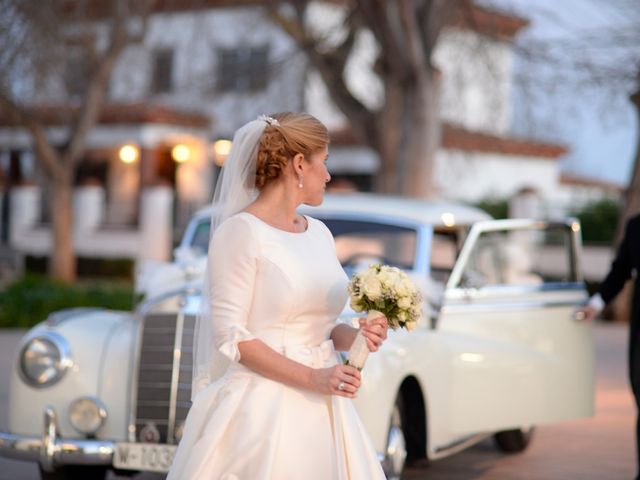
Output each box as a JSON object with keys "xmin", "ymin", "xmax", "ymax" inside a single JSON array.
[{"xmin": 0, "ymin": 406, "xmax": 114, "ymax": 472}]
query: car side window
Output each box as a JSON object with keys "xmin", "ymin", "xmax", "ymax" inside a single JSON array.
[
  {"xmin": 460, "ymin": 226, "xmax": 575, "ymax": 288},
  {"xmin": 430, "ymin": 231, "xmax": 459, "ymax": 284}
]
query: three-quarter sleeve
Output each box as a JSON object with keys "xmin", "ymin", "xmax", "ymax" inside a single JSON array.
[{"xmin": 208, "ymin": 215, "xmax": 258, "ymax": 362}]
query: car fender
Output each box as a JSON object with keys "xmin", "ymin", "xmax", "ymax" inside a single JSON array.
[{"xmin": 9, "ymin": 309, "xmax": 138, "ymax": 441}]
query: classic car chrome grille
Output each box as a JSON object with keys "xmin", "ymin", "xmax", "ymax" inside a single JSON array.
[{"xmin": 133, "ymin": 311, "xmax": 195, "ymax": 444}]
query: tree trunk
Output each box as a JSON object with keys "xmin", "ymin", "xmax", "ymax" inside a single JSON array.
[
  {"xmin": 375, "ymin": 80, "xmax": 405, "ymax": 193},
  {"xmin": 615, "ymin": 89, "xmax": 640, "ymax": 246},
  {"xmin": 403, "ymin": 70, "xmax": 440, "ymax": 199},
  {"xmin": 375, "ymin": 71, "xmax": 440, "ymax": 198},
  {"xmin": 49, "ymin": 172, "xmax": 76, "ymax": 282}
]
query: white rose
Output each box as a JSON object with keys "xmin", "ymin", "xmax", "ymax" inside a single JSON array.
[
  {"xmin": 397, "ymin": 296, "xmax": 411, "ymax": 310},
  {"xmin": 395, "ymin": 280, "xmax": 409, "ymax": 297},
  {"xmin": 377, "ymin": 271, "xmax": 394, "ymax": 288},
  {"xmin": 405, "ymin": 320, "xmax": 417, "ymax": 331},
  {"xmin": 362, "ymin": 275, "xmax": 382, "ymax": 300}
]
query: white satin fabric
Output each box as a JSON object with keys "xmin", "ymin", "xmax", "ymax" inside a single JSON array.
[{"xmin": 168, "ymin": 212, "xmax": 385, "ymax": 480}]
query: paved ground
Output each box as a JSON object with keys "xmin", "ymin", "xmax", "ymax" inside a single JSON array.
[{"xmin": 0, "ymin": 322, "xmax": 635, "ymax": 480}]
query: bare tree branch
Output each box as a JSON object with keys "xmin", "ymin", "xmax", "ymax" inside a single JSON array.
[
  {"xmin": 0, "ymin": 91, "xmax": 62, "ymax": 178},
  {"xmin": 0, "ymin": 0, "xmax": 153, "ymax": 280},
  {"xmin": 269, "ymin": 3, "xmax": 376, "ymax": 142},
  {"xmin": 65, "ymin": 0, "xmax": 152, "ymax": 167}
]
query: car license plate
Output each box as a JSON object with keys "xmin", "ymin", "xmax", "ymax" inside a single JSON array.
[{"xmin": 113, "ymin": 442, "xmax": 177, "ymax": 473}]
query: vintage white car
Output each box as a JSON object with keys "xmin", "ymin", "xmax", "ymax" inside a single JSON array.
[{"xmin": 0, "ymin": 193, "xmax": 594, "ymax": 480}]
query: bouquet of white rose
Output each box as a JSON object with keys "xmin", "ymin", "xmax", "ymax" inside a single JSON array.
[{"xmin": 346, "ymin": 263, "xmax": 422, "ymax": 370}]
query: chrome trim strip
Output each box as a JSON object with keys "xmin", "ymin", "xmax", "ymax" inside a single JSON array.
[
  {"xmin": 167, "ymin": 301, "xmax": 186, "ymax": 444},
  {"xmin": 136, "ymin": 286, "xmax": 200, "ymax": 316},
  {"xmin": 41, "ymin": 406, "xmax": 57, "ymax": 472},
  {"xmin": 442, "ymin": 299, "xmax": 586, "ymax": 315},
  {"xmin": 127, "ymin": 315, "xmax": 145, "ymax": 443},
  {"xmin": 570, "ymin": 219, "xmax": 584, "ymax": 282},
  {"xmin": 0, "ymin": 412, "xmax": 115, "ymax": 467},
  {"xmin": 431, "ymin": 433, "xmax": 490, "ymax": 459},
  {"xmin": 444, "ymin": 282, "xmax": 586, "ymax": 301}
]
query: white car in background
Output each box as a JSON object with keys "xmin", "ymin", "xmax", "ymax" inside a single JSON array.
[{"xmin": 0, "ymin": 193, "xmax": 594, "ymax": 480}]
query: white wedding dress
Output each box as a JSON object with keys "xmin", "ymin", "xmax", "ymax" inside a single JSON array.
[{"xmin": 167, "ymin": 212, "xmax": 386, "ymax": 480}]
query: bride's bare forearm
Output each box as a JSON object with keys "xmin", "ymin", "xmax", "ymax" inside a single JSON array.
[
  {"xmin": 237, "ymin": 339, "xmax": 313, "ymax": 390},
  {"xmin": 329, "ymin": 324, "xmax": 358, "ymax": 351}
]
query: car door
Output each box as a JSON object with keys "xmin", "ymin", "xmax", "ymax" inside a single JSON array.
[{"xmin": 436, "ymin": 219, "xmax": 594, "ymax": 437}]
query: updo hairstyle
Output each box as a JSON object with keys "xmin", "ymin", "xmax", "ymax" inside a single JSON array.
[{"xmin": 255, "ymin": 112, "xmax": 329, "ymax": 189}]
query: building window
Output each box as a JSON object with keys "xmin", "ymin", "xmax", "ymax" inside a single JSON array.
[
  {"xmin": 65, "ymin": 57, "xmax": 90, "ymax": 96},
  {"xmin": 151, "ymin": 49, "xmax": 174, "ymax": 94},
  {"xmin": 217, "ymin": 46, "xmax": 269, "ymax": 92}
]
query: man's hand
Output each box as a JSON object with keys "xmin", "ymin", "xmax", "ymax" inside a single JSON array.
[{"xmin": 575, "ymin": 305, "xmax": 600, "ymax": 322}]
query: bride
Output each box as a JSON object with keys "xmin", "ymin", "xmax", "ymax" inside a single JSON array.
[{"xmin": 167, "ymin": 112, "xmax": 388, "ymax": 479}]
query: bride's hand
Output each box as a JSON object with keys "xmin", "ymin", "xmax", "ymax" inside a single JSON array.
[
  {"xmin": 310, "ymin": 365, "xmax": 361, "ymax": 398},
  {"xmin": 359, "ymin": 315, "xmax": 388, "ymax": 352}
]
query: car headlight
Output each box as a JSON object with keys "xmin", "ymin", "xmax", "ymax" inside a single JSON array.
[
  {"xmin": 18, "ymin": 332, "xmax": 72, "ymax": 388},
  {"xmin": 68, "ymin": 396, "xmax": 107, "ymax": 435}
]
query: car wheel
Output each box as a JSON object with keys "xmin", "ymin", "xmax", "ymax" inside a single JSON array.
[
  {"xmin": 493, "ymin": 426, "xmax": 535, "ymax": 453},
  {"xmin": 381, "ymin": 395, "xmax": 408, "ymax": 480},
  {"xmin": 39, "ymin": 466, "xmax": 109, "ymax": 480}
]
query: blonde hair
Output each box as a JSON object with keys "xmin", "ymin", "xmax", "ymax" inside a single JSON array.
[{"xmin": 255, "ymin": 112, "xmax": 329, "ymax": 189}]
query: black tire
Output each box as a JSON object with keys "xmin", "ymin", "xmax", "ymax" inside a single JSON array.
[
  {"xmin": 39, "ymin": 466, "xmax": 109, "ymax": 480},
  {"xmin": 493, "ymin": 427, "xmax": 535, "ymax": 453}
]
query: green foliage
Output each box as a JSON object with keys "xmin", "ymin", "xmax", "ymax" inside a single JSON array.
[
  {"xmin": 0, "ymin": 275, "xmax": 135, "ymax": 328},
  {"xmin": 572, "ymin": 198, "xmax": 620, "ymax": 245},
  {"xmin": 25, "ymin": 256, "xmax": 135, "ymax": 279},
  {"xmin": 474, "ymin": 198, "xmax": 509, "ymax": 219}
]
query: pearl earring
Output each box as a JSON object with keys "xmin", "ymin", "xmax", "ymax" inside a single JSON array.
[{"xmin": 298, "ymin": 176, "xmax": 304, "ymax": 188}]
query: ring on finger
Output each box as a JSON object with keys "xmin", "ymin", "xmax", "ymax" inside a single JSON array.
[{"xmin": 338, "ymin": 381, "xmax": 346, "ymax": 391}]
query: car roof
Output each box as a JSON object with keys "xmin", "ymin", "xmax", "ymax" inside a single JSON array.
[{"xmin": 192, "ymin": 192, "xmax": 491, "ymax": 227}]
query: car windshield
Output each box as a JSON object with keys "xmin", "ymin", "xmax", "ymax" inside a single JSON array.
[
  {"xmin": 321, "ymin": 218, "xmax": 417, "ymax": 271},
  {"xmin": 187, "ymin": 217, "xmax": 418, "ymax": 271},
  {"xmin": 189, "ymin": 219, "xmax": 211, "ymax": 255}
]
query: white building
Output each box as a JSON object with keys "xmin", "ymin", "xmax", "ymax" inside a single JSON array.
[{"xmin": 0, "ymin": 1, "xmax": 621, "ymax": 270}]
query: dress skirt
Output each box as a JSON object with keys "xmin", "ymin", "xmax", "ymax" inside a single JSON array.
[{"xmin": 167, "ymin": 340, "xmax": 385, "ymax": 480}]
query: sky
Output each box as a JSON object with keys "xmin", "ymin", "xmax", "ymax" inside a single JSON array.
[{"xmin": 482, "ymin": 0, "xmax": 638, "ymax": 186}]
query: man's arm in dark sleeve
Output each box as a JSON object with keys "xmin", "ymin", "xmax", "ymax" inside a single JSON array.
[{"xmin": 599, "ymin": 216, "xmax": 635, "ymax": 304}]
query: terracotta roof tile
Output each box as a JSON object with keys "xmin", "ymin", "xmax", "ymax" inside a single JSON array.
[
  {"xmin": 330, "ymin": 122, "xmax": 567, "ymax": 159},
  {"xmin": 62, "ymin": 1, "xmax": 528, "ymax": 43},
  {"xmin": 449, "ymin": 4, "xmax": 529, "ymax": 41},
  {"xmin": 441, "ymin": 123, "xmax": 567, "ymax": 158},
  {"xmin": 0, "ymin": 103, "xmax": 210, "ymax": 128},
  {"xmin": 560, "ymin": 173, "xmax": 625, "ymax": 192}
]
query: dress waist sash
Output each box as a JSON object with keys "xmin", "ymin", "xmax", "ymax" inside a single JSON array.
[
  {"xmin": 225, "ymin": 339, "xmax": 339, "ymax": 378},
  {"xmin": 281, "ymin": 339, "xmax": 338, "ymax": 368}
]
